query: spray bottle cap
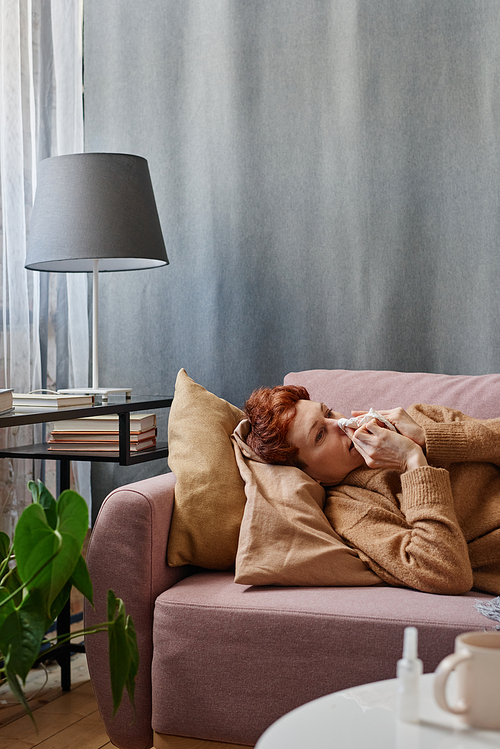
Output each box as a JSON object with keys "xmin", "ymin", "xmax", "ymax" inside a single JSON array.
[{"xmin": 402, "ymin": 626, "xmax": 418, "ymax": 660}]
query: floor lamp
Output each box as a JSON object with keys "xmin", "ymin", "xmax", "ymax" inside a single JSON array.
[{"xmin": 25, "ymin": 152, "xmax": 169, "ymax": 400}]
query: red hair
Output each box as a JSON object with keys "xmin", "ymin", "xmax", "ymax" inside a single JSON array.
[{"xmin": 244, "ymin": 385, "xmax": 310, "ymax": 467}]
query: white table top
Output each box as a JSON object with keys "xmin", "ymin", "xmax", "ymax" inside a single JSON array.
[{"xmin": 256, "ymin": 674, "xmax": 500, "ymax": 749}]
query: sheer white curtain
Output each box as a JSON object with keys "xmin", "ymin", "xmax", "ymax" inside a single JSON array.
[{"xmin": 0, "ymin": 0, "xmax": 90, "ymax": 536}]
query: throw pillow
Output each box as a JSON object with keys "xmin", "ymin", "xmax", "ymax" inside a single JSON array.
[
  {"xmin": 167, "ymin": 369, "xmax": 246, "ymax": 569},
  {"xmin": 233, "ymin": 420, "xmax": 381, "ymax": 586}
]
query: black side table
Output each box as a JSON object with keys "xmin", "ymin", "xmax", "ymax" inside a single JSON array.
[{"xmin": 0, "ymin": 394, "xmax": 172, "ymax": 690}]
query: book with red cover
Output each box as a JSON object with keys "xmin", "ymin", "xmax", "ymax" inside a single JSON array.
[
  {"xmin": 49, "ymin": 427, "xmax": 157, "ymax": 443},
  {"xmin": 47, "ymin": 437, "xmax": 156, "ymax": 452}
]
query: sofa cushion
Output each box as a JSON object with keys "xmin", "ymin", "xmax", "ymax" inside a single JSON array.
[
  {"xmin": 284, "ymin": 369, "xmax": 500, "ymax": 420},
  {"xmin": 167, "ymin": 369, "xmax": 245, "ymax": 569},
  {"xmin": 151, "ymin": 572, "xmax": 495, "ymax": 745}
]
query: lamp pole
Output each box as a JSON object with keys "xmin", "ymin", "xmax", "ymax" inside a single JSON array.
[{"xmin": 92, "ymin": 258, "xmax": 99, "ymax": 390}]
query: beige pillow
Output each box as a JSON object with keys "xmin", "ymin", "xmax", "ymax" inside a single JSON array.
[
  {"xmin": 167, "ymin": 369, "xmax": 246, "ymax": 569},
  {"xmin": 233, "ymin": 421, "xmax": 381, "ymax": 586}
]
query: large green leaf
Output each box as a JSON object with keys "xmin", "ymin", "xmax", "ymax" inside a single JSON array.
[
  {"xmin": 108, "ymin": 591, "xmax": 130, "ymax": 715},
  {"xmin": 13, "ymin": 504, "xmax": 62, "ymax": 610},
  {"xmin": 0, "ymin": 589, "xmax": 47, "ymax": 682},
  {"xmin": 48, "ymin": 580, "xmax": 72, "ymax": 625},
  {"xmin": 28, "ymin": 480, "xmax": 57, "ymax": 529},
  {"xmin": 0, "ymin": 586, "xmax": 16, "ymax": 631},
  {"xmin": 3, "ymin": 645, "xmax": 35, "ymax": 724},
  {"xmin": 56, "ymin": 491, "xmax": 88, "ymax": 554},
  {"xmin": 107, "ymin": 590, "xmax": 139, "ymax": 716},
  {"xmin": 46, "ymin": 492, "xmax": 89, "ymax": 607},
  {"xmin": 70, "ymin": 554, "xmax": 93, "ymax": 607},
  {"xmin": 14, "ymin": 491, "xmax": 89, "ymax": 613},
  {"xmin": 124, "ymin": 615, "xmax": 139, "ymax": 711}
]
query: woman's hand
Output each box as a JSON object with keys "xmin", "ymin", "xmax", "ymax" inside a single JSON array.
[
  {"xmin": 345, "ymin": 419, "xmax": 428, "ymax": 472},
  {"xmin": 351, "ymin": 407, "xmax": 426, "ymax": 448}
]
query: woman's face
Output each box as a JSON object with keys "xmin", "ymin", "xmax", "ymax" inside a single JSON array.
[{"xmin": 287, "ymin": 399, "xmax": 365, "ymax": 485}]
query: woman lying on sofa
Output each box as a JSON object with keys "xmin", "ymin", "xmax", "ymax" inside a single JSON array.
[{"xmin": 244, "ymin": 385, "xmax": 500, "ymax": 596}]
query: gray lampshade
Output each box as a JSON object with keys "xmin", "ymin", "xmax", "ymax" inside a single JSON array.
[{"xmin": 25, "ymin": 153, "xmax": 168, "ymax": 272}]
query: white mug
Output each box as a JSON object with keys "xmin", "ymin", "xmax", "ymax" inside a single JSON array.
[{"xmin": 434, "ymin": 631, "xmax": 500, "ymax": 730}]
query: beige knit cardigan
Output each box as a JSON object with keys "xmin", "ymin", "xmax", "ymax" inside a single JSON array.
[{"xmin": 325, "ymin": 404, "xmax": 500, "ymax": 596}]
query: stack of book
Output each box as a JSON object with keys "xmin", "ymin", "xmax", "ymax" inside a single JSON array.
[
  {"xmin": 47, "ymin": 414, "xmax": 157, "ymax": 452},
  {"xmin": 13, "ymin": 392, "xmax": 94, "ymax": 411}
]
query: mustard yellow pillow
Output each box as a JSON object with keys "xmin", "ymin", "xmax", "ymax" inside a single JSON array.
[{"xmin": 167, "ymin": 369, "xmax": 246, "ymax": 569}]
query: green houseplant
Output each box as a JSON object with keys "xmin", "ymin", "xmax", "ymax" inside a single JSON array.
[{"xmin": 0, "ymin": 480, "xmax": 138, "ymax": 721}]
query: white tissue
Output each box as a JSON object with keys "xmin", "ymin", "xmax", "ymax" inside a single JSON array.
[{"xmin": 338, "ymin": 408, "xmax": 397, "ymax": 435}]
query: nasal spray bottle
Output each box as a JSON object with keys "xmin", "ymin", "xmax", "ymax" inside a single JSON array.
[{"xmin": 396, "ymin": 626, "xmax": 423, "ymax": 723}]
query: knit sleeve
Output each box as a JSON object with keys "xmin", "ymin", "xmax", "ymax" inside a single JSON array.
[
  {"xmin": 327, "ymin": 466, "xmax": 473, "ymax": 594},
  {"xmin": 407, "ymin": 404, "xmax": 500, "ymax": 467}
]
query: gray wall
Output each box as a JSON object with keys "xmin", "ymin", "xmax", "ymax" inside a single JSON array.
[{"xmin": 83, "ymin": 0, "xmax": 500, "ymax": 506}]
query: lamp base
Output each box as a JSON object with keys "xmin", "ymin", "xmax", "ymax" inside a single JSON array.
[{"xmin": 58, "ymin": 387, "xmax": 132, "ymax": 402}]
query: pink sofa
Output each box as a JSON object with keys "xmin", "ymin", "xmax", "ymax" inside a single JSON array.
[{"xmin": 85, "ymin": 369, "xmax": 500, "ymax": 749}]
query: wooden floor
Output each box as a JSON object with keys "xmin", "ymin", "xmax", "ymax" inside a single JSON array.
[
  {"xmin": 0, "ymin": 653, "xmax": 111, "ymax": 749},
  {"xmin": 0, "ymin": 655, "xmax": 251, "ymax": 749}
]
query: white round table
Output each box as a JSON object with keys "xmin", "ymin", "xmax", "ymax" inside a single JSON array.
[{"xmin": 256, "ymin": 674, "xmax": 500, "ymax": 749}]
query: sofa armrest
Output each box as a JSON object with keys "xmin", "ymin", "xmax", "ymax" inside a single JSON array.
[{"xmin": 84, "ymin": 471, "xmax": 192, "ymax": 749}]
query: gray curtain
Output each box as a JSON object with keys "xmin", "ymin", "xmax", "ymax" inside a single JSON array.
[{"xmin": 83, "ymin": 0, "xmax": 500, "ymax": 505}]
